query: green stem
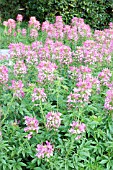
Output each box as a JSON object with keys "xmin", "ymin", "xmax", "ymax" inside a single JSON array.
[
  {"xmin": 64, "ymin": 137, "xmax": 75, "ymax": 170},
  {"xmin": 57, "ymin": 92, "xmax": 59, "ymax": 112},
  {"xmin": 77, "ymin": 106, "xmax": 83, "ymax": 121},
  {"xmin": 56, "ymin": 78, "xmax": 60, "ymax": 112},
  {"xmin": 0, "ymin": 105, "xmax": 2, "ymax": 140},
  {"xmin": 2, "ymin": 96, "xmax": 14, "ymax": 124},
  {"xmin": 40, "ymin": 100, "xmax": 46, "ymax": 128},
  {"xmin": 65, "ymin": 137, "xmax": 74, "ymax": 159}
]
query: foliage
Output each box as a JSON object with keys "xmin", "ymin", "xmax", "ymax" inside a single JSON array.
[
  {"xmin": 0, "ymin": 0, "xmax": 20, "ymax": 20},
  {"xmin": 0, "ymin": 0, "xmax": 113, "ymax": 30},
  {"xmin": 21, "ymin": 0, "xmax": 113, "ymax": 29}
]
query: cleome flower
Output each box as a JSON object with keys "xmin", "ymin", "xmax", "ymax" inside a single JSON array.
[
  {"xmin": 0, "ymin": 65, "xmax": 8, "ymax": 84},
  {"xmin": 36, "ymin": 141, "xmax": 54, "ymax": 158},
  {"xmin": 69, "ymin": 121, "xmax": 86, "ymax": 140},
  {"xmin": 9, "ymin": 80, "xmax": 25, "ymax": 98},
  {"xmin": 32, "ymin": 88, "xmax": 47, "ymax": 102},
  {"xmin": 24, "ymin": 116, "xmax": 39, "ymax": 139},
  {"xmin": 46, "ymin": 111, "xmax": 62, "ymax": 130}
]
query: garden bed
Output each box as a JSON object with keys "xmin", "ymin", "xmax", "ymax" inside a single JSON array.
[{"xmin": 0, "ymin": 15, "xmax": 113, "ymax": 170}]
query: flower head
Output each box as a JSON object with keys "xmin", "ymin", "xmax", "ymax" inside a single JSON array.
[
  {"xmin": 46, "ymin": 111, "xmax": 62, "ymax": 130},
  {"xmin": 16, "ymin": 14, "xmax": 23, "ymax": 22},
  {"xmin": 9, "ymin": 80, "xmax": 24, "ymax": 98},
  {"xmin": 32, "ymin": 88, "xmax": 47, "ymax": 102},
  {"xmin": 3, "ymin": 21, "xmax": 8, "ymax": 27},
  {"xmin": 69, "ymin": 121, "xmax": 86, "ymax": 140},
  {"xmin": 37, "ymin": 61, "xmax": 57, "ymax": 83},
  {"xmin": 36, "ymin": 141, "xmax": 54, "ymax": 158},
  {"xmin": 14, "ymin": 60, "xmax": 27, "ymax": 76},
  {"xmin": 24, "ymin": 116, "xmax": 39, "ymax": 139},
  {"xmin": 30, "ymin": 29, "xmax": 38, "ymax": 38},
  {"xmin": 29, "ymin": 17, "xmax": 40, "ymax": 30},
  {"xmin": 104, "ymin": 87, "xmax": 113, "ymax": 110},
  {"xmin": 0, "ymin": 66, "xmax": 8, "ymax": 84}
]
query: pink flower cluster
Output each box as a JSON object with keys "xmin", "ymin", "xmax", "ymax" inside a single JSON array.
[
  {"xmin": 9, "ymin": 42, "xmax": 29, "ymax": 60},
  {"xmin": 30, "ymin": 29, "xmax": 38, "ymax": 38},
  {"xmin": 42, "ymin": 16, "xmax": 64, "ymax": 39},
  {"xmin": 46, "ymin": 111, "xmax": 62, "ymax": 130},
  {"xmin": 37, "ymin": 60, "xmax": 57, "ymax": 83},
  {"xmin": 104, "ymin": 88, "xmax": 113, "ymax": 110},
  {"xmin": 76, "ymin": 66, "xmax": 92, "ymax": 81},
  {"xmin": 67, "ymin": 85, "xmax": 91, "ymax": 105},
  {"xmin": 9, "ymin": 80, "xmax": 24, "ymax": 98},
  {"xmin": 21, "ymin": 28, "xmax": 27, "ymax": 36},
  {"xmin": 3, "ymin": 15, "xmax": 40, "ymax": 38},
  {"xmin": 29, "ymin": 17, "xmax": 40, "ymax": 30},
  {"xmin": 9, "ymin": 39, "xmax": 73, "ymax": 66},
  {"xmin": 67, "ymin": 66, "xmax": 99, "ymax": 106},
  {"xmin": 16, "ymin": 14, "xmax": 23, "ymax": 22},
  {"xmin": 69, "ymin": 121, "xmax": 86, "ymax": 140},
  {"xmin": 24, "ymin": 116, "xmax": 39, "ymax": 139},
  {"xmin": 43, "ymin": 40, "xmax": 72, "ymax": 64},
  {"xmin": 31, "ymin": 41, "xmax": 43, "ymax": 51},
  {"xmin": 3, "ymin": 19, "xmax": 16, "ymax": 35},
  {"xmin": 63, "ymin": 17, "xmax": 91, "ymax": 41},
  {"xmin": 9, "ymin": 42, "xmax": 39, "ymax": 65},
  {"xmin": 9, "ymin": 42, "xmax": 40, "ymax": 65},
  {"xmin": 94, "ymin": 28, "xmax": 113, "ymax": 42},
  {"xmin": 26, "ymin": 50, "xmax": 39, "ymax": 65},
  {"xmin": 0, "ymin": 66, "xmax": 8, "ymax": 84},
  {"xmin": 0, "ymin": 53, "xmax": 8, "ymax": 60},
  {"xmin": 9, "ymin": 41, "xmax": 39, "ymax": 65},
  {"xmin": 36, "ymin": 141, "xmax": 54, "ymax": 158},
  {"xmin": 109, "ymin": 22, "xmax": 113, "ymax": 29},
  {"xmin": 9, "ymin": 41, "xmax": 42, "ymax": 65},
  {"xmin": 98, "ymin": 68, "xmax": 112, "ymax": 86},
  {"xmin": 0, "ymin": 131, "xmax": 2, "ymax": 136},
  {"xmin": 75, "ymin": 39, "xmax": 113, "ymax": 65},
  {"xmin": 71, "ymin": 17, "xmax": 92, "ymax": 37},
  {"xmin": 3, "ymin": 19, "xmax": 16, "ymax": 29},
  {"xmin": 69, "ymin": 66, "xmax": 92, "ymax": 81},
  {"xmin": 32, "ymin": 88, "xmax": 47, "ymax": 102},
  {"xmin": 64, "ymin": 24, "xmax": 78, "ymax": 41},
  {"xmin": 42, "ymin": 16, "xmax": 92, "ymax": 40},
  {"xmin": 14, "ymin": 60, "xmax": 27, "ymax": 76}
]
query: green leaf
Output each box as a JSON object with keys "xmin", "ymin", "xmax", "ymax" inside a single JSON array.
[
  {"xmin": 34, "ymin": 168, "xmax": 44, "ymax": 170},
  {"xmin": 100, "ymin": 160, "xmax": 108, "ymax": 164},
  {"xmin": 19, "ymin": 162, "xmax": 26, "ymax": 167}
]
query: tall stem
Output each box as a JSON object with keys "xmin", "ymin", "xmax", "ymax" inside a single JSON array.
[
  {"xmin": 0, "ymin": 105, "xmax": 2, "ymax": 140},
  {"xmin": 2, "ymin": 96, "xmax": 14, "ymax": 124},
  {"xmin": 40, "ymin": 100, "xmax": 46, "ymax": 128},
  {"xmin": 65, "ymin": 137, "xmax": 74, "ymax": 159},
  {"xmin": 56, "ymin": 78, "xmax": 60, "ymax": 112},
  {"xmin": 65, "ymin": 136, "xmax": 74, "ymax": 169}
]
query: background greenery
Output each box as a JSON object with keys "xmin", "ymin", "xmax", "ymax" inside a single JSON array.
[{"xmin": 0, "ymin": 0, "xmax": 113, "ymax": 29}]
